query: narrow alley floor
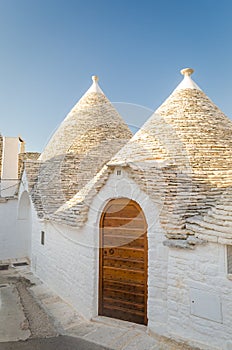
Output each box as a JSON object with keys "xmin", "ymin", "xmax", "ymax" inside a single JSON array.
[
  {"xmin": 0, "ymin": 265, "xmax": 109, "ymax": 350},
  {"xmin": 0, "ymin": 263, "xmax": 200, "ymax": 350},
  {"xmin": 0, "ymin": 267, "xmax": 57, "ymax": 341},
  {"xmin": 0, "ymin": 336, "xmax": 109, "ymax": 350}
]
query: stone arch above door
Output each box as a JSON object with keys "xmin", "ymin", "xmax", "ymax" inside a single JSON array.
[
  {"xmin": 18, "ymin": 191, "xmax": 31, "ymax": 220},
  {"xmin": 99, "ymin": 197, "xmax": 148, "ymax": 325}
]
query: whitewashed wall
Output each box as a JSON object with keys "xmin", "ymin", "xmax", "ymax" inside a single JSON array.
[
  {"xmin": 164, "ymin": 243, "xmax": 232, "ymax": 350},
  {"xmin": 31, "ymin": 216, "xmax": 97, "ymax": 319},
  {"xmin": 0, "ymin": 199, "xmax": 18, "ymax": 260},
  {"xmin": 17, "ymin": 190, "xmax": 32, "ymax": 260},
  {"xmin": 0, "ymin": 170, "xmax": 32, "ymax": 261},
  {"xmin": 31, "ymin": 168, "xmax": 167, "ymax": 323},
  {"xmin": 0, "ymin": 196, "xmax": 31, "ymax": 261}
]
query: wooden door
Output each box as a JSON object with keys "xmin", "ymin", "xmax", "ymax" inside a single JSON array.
[{"xmin": 99, "ymin": 198, "xmax": 148, "ymax": 325}]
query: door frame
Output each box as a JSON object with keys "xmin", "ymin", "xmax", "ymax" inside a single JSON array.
[{"xmin": 98, "ymin": 197, "xmax": 148, "ymax": 324}]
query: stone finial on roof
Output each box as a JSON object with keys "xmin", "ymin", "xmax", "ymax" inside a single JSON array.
[
  {"xmin": 174, "ymin": 67, "xmax": 201, "ymax": 91},
  {"xmin": 92, "ymin": 75, "xmax": 99, "ymax": 82},
  {"xmin": 86, "ymin": 75, "xmax": 103, "ymax": 94},
  {"xmin": 180, "ymin": 68, "xmax": 194, "ymax": 76}
]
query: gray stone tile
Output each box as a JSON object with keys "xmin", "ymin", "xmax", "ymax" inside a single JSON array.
[
  {"xmin": 121, "ymin": 333, "xmax": 159, "ymax": 350},
  {"xmin": 65, "ymin": 322, "xmax": 100, "ymax": 337},
  {"xmin": 84, "ymin": 324, "xmax": 128, "ymax": 348},
  {"xmin": 0, "ymin": 285, "xmax": 31, "ymax": 342},
  {"xmin": 109, "ymin": 330, "xmax": 142, "ymax": 350}
]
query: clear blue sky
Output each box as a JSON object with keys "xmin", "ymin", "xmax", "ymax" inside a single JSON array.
[{"xmin": 0, "ymin": 0, "xmax": 231, "ymax": 152}]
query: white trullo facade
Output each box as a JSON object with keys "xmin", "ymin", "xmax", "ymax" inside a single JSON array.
[{"xmin": 2, "ymin": 69, "xmax": 232, "ymax": 350}]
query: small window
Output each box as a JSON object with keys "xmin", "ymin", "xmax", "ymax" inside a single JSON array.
[
  {"xmin": 117, "ymin": 170, "xmax": 121, "ymax": 176},
  {"xmin": 41, "ymin": 231, "xmax": 45, "ymax": 245},
  {"xmin": 227, "ymin": 245, "xmax": 232, "ymax": 274}
]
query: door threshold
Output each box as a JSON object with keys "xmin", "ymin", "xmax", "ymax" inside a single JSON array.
[{"xmin": 92, "ymin": 315, "xmax": 147, "ymax": 332}]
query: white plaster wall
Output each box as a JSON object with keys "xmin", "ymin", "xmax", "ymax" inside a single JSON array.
[
  {"xmin": 166, "ymin": 243, "xmax": 232, "ymax": 350},
  {"xmin": 30, "ymin": 168, "xmax": 169, "ymax": 325},
  {"xmin": 31, "ymin": 217, "xmax": 97, "ymax": 320},
  {"xmin": 19, "ymin": 167, "xmax": 94, "ymax": 319},
  {"xmin": 0, "ymin": 198, "xmax": 29, "ymax": 260},
  {"xmin": 17, "ymin": 191, "xmax": 32, "ymax": 260},
  {"xmin": 0, "ymin": 170, "xmax": 32, "ymax": 261}
]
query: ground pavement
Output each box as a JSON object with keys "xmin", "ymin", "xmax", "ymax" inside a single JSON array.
[{"xmin": 0, "ymin": 263, "xmax": 200, "ymax": 350}]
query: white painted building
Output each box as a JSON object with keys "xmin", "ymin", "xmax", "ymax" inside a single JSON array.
[
  {"xmin": 3, "ymin": 69, "xmax": 232, "ymax": 349},
  {"xmin": 0, "ymin": 136, "xmax": 39, "ymax": 261}
]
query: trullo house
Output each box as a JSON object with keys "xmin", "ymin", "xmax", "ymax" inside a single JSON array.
[{"xmin": 1, "ymin": 68, "xmax": 232, "ymax": 350}]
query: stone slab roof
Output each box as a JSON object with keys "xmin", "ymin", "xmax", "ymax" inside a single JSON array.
[
  {"xmin": 18, "ymin": 152, "xmax": 40, "ymax": 180},
  {"xmin": 25, "ymin": 69, "xmax": 232, "ymax": 243},
  {"xmin": 108, "ymin": 68, "xmax": 232, "ymax": 240},
  {"xmin": 50, "ymin": 165, "xmax": 112, "ymax": 226},
  {"xmin": 186, "ymin": 188, "xmax": 232, "ymax": 244},
  {"xmin": 30, "ymin": 76, "xmax": 132, "ymax": 219}
]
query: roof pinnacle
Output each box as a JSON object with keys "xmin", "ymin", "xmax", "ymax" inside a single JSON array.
[
  {"xmin": 174, "ymin": 67, "xmax": 201, "ymax": 91},
  {"xmin": 92, "ymin": 75, "xmax": 99, "ymax": 83},
  {"xmin": 85, "ymin": 75, "xmax": 103, "ymax": 94},
  {"xmin": 180, "ymin": 68, "xmax": 194, "ymax": 76}
]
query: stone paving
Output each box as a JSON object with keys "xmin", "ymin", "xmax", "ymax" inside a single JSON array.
[
  {"xmin": 0, "ymin": 283, "xmax": 30, "ymax": 342},
  {"xmin": 0, "ymin": 264, "xmax": 200, "ymax": 350}
]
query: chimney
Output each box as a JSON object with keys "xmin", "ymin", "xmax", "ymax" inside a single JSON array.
[
  {"xmin": 1, "ymin": 137, "xmax": 19, "ymax": 197},
  {"xmin": 19, "ymin": 136, "xmax": 26, "ymax": 154}
]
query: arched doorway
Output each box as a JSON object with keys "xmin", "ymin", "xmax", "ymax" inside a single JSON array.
[
  {"xmin": 18, "ymin": 191, "xmax": 32, "ymax": 259},
  {"xmin": 99, "ymin": 198, "xmax": 148, "ymax": 325}
]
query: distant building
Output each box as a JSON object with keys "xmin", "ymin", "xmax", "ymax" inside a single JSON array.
[
  {"xmin": 0, "ymin": 135, "xmax": 39, "ymax": 259},
  {"xmin": 1, "ymin": 69, "xmax": 232, "ymax": 350}
]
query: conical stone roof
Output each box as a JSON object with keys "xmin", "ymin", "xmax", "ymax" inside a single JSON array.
[
  {"xmin": 109, "ymin": 68, "xmax": 232, "ymax": 240},
  {"xmin": 40, "ymin": 76, "xmax": 131, "ymax": 162},
  {"xmin": 33, "ymin": 76, "xmax": 132, "ymax": 218},
  {"xmin": 110, "ymin": 68, "xmax": 232, "ymax": 183}
]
